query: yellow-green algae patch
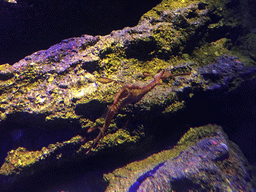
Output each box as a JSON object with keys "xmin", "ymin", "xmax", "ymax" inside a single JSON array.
[
  {"xmin": 99, "ymin": 52, "xmax": 127, "ymax": 76},
  {"xmin": 0, "ymin": 0, "xmax": 244, "ymax": 124},
  {"xmin": 192, "ymin": 38, "xmax": 233, "ymax": 66},
  {"xmin": 77, "ymin": 78, "xmax": 123, "ymax": 105},
  {"xmin": 140, "ymin": 0, "xmax": 230, "ymax": 22},
  {"xmin": 0, "ymin": 135, "xmax": 84, "ymax": 177},
  {"xmin": 132, "ymin": 57, "xmax": 171, "ymax": 75},
  {"xmin": 163, "ymin": 100, "xmax": 186, "ymax": 114},
  {"xmin": 78, "ymin": 129, "xmax": 142, "ymax": 154},
  {"xmin": 104, "ymin": 124, "xmax": 222, "ymax": 191},
  {"xmin": 0, "ymin": 147, "xmax": 42, "ymax": 175},
  {"xmin": 231, "ymin": 32, "xmax": 256, "ymax": 67},
  {"xmin": 177, "ymin": 124, "xmax": 220, "ymax": 146},
  {"xmin": 138, "ymin": 0, "xmax": 255, "ymax": 69}
]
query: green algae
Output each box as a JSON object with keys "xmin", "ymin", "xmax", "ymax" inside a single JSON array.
[
  {"xmin": 77, "ymin": 79, "xmax": 122, "ymax": 106},
  {"xmin": 0, "ymin": 0, "xmax": 252, "ymax": 125},
  {"xmin": 100, "ymin": 52, "xmax": 126, "ymax": 75},
  {"xmin": 105, "ymin": 124, "xmax": 253, "ymax": 191},
  {"xmin": 0, "ymin": 134, "xmax": 85, "ymax": 176},
  {"xmin": 132, "ymin": 57, "xmax": 169, "ymax": 75},
  {"xmin": 178, "ymin": 124, "xmax": 221, "ymax": 146},
  {"xmin": 192, "ymin": 38, "xmax": 232, "ymax": 66},
  {"xmin": 0, "ymin": 147, "xmax": 42, "ymax": 175},
  {"xmin": 104, "ymin": 147, "xmax": 182, "ymax": 191},
  {"xmin": 140, "ymin": 0, "xmax": 230, "ymax": 22},
  {"xmin": 137, "ymin": 0, "xmax": 255, "ymax": 69},
  {"xmin": 104, "ymin": 124, "xmax": 224, "ymax": 191},
  {"xmin": 141, "ymin": 0, "xmax": 198, "ymax": 21},
  {"xmin": 232, "ymin": 32, "xmax": 256, "ymax": 66},
  {"xmin": 1, "ymin": 1, "xmax": 255, "ymax": 189},
  {"xmin": 153, "ymin": 24, "xmax": 184, "ymax": 56},
  {"xmin": 78, "ymin": 129, "xmax": 142, "ymax": 154},
  {"xmin": 163, "ymin": 100, "xmax": 186, "ymax": 114}
]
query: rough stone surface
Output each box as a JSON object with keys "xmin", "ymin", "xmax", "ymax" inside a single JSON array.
[
  {"xmin": 105, "ymin": 125, "xmax": 255, "ymax": 192},
  {"xmin": 198, "ymin": 55, "xmax": 256, "ymax": 91},
  {"xmin": 134, "ymin": 136, "xmax": 243, "ymax": 191},
  {"xmin": 0, "ymin": 0, "xmax": 256, "ymax": 191}
]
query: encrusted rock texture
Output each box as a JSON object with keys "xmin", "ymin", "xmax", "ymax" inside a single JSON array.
[
  {"xmin": 1, "ymin": 0, "xmax": 256, "ymax": 191},
  {"xmin": 105, "ymin": 125, "xmax": 254, "ymax": 191}
]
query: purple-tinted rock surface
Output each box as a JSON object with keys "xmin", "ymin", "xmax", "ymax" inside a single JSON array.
[
  {"xmin": 134, "ymin": 136, "xmax": 244, "ymax": 191},
  {"xmin": 198, "ymin": 55, "xmax": 256, "ymax": 91},
  {"xmin": 0, "ymin": 0, "xmax": 256, "ymax": 191},
  {"xmin": 105, "ymin": 125, "xmax": 255, "ymax": 191}
]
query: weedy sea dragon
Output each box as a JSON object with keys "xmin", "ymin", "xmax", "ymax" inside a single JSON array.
[{"xmin": 85, "ymin": 69, "xmax": 191, "ymax": 154}]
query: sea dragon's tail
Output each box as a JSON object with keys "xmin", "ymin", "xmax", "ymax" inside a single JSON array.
[{"xmin": 86, "ymin": 104, "xmax": 117, "ymax": 154}]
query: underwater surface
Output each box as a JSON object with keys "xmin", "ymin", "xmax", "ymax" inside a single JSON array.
[
  {"xmin": 2, "ymin": 76, "xmax": 256, "ymax": 192},
  {"xmin": 1, "ymin": 0, "xmax": 256, "ymax": 191}
]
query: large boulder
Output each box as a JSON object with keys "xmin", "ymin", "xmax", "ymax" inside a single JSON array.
[{"xmin": 0, "ymin": 0, "xmax": 256, "ymax": 191}]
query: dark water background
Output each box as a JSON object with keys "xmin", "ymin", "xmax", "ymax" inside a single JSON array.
[{"xmin": 0, "ymin": 0, "xmax": 161, "ymax": 65}]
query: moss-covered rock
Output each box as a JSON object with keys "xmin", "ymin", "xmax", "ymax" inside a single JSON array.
[
  {"xmin": 104, "ymin": 125, "xmax": 255, "ymax": 191},
  {"xmin": 1, "ymin": 0, "xmax": 256, "ymax": 190}
]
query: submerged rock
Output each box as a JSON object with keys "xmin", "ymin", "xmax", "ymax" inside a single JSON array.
[
  {"xmin": 0, "ymin": 0, "xmax": 256, "ymax": 191},
  {"xmin": 198, "ymin": 55, "xmax": 256, "ymax": 91},
  {"xmin": 105, "ymin": 125, "xmax": 255, "ymax": 191}
]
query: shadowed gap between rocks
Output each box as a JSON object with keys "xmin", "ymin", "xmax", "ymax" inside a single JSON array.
[
  {"xmin": 144, "ymin": 78, "xmax": 256, "ymax": 165},
  {"xmin": 0, "ymin": 112, "xmax": 81, "ymax": 166},
  {"xmin": 75, "ymin": 100, "xmax": 107, "ymax": 121},
  {"xmin": 1, "ymin": 78, "xmax": 256, "ymax": 192}
]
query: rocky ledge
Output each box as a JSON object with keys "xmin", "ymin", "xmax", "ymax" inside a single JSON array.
[{"xmin": 0, "ymin": 0, "xmax": 256, "ymax": 191}]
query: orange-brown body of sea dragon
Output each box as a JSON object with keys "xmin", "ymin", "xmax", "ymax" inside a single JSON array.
[{"xmin": 85, "ymin": 69, "xmax": 191, "ymax": 153}]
